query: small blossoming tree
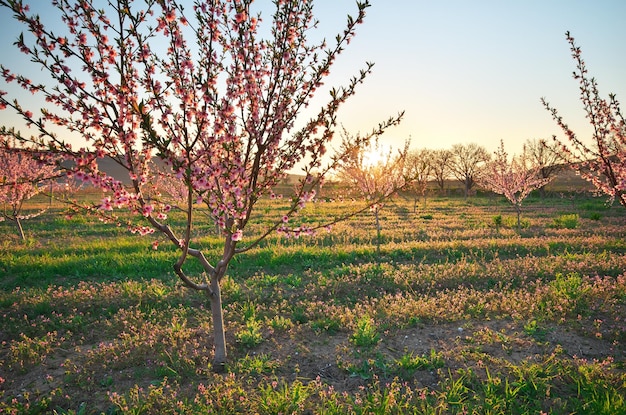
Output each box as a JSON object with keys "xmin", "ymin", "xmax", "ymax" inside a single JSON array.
[
  {"xmin": 542, "ymin": 32, "xmax": 626, "ymax": 208},
  {"xmin": 480, "ymin": 140, "xmax": 552, "ymax": 229},
  {"xmin": 336, "ymin": 132, "xmax": 408, "ymax": 253},
  {"xmin": 0, "ymin": 0, "xmax": 402, "ymax": 370},
  {"xmin": 0, "ymin": 131, "xmax": 57, "ymax": 240}
]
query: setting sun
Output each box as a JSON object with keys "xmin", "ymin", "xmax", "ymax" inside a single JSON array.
[{"xmin": 362, "ymin": 143, "xmax": 391, "ymax": 167}]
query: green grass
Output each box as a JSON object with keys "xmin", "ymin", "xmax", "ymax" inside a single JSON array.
[
  {"xmin": 1, "ymin": 193, "xmax": 625, "ymax": 414},
  {"xmin": 551, "ymin": 213, "xmax": 580, "ymax": 229}
]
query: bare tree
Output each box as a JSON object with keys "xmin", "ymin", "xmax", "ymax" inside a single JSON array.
[
  {"xmin": 430, "ymin": 148, "xmax": 452, "ymax": 193},
  {"xmin": 403, "ymin": 148, "xmax": 433, "ymax": 211},
  {"xmin": 448, "ymin": 143, "xmax": 490, "ymax": 197},
  {"xmin": 523, "ymin": 138, "xmax": 564, "ymax": 197}
]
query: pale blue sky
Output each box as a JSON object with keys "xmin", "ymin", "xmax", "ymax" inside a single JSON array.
[
  {"xmin": 313, "ymin": 0, "xmax": 626, "ymax": 154},
  {"xmin": 1, "ymin": 1, "xmax": 625, "ymax": 156}
]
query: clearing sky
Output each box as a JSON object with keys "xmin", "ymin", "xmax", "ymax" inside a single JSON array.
[
  {"xmin": 312, "ymin": 0, "xmax": 626, "ymax": 155},
  {"xmin": 0, "ymin": 0, "xmax": 624, "ymax": 157}
]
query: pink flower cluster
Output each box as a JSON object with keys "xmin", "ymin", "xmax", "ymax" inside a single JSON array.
[
  {"xmin": 0, "ymin": 139, "xmax": 57, "ymax": 229},
  {"xmin": 543, "ymin": 32, "xmax": 626, "ymax": 208}
]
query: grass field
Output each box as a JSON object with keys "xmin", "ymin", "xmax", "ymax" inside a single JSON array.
[{"xmin": 1, "ymin": 192, "xmax": 625, "ymax": 414}]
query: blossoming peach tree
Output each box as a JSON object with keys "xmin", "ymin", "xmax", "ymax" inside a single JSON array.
[
  {"xmin": 336, "ymin": 132, "xmax": 408, "ymax": 254},
  {"xmin": 542, "ymin": 32, "xmax": 626, "ymax": 208},
  {"xmin": 0, "ymin": 0, "xmax": 402, "ymax": 370},
  {"xmin": 0, "ymin": 130, "xmax": 57, "ymax": 240},
  {"xmin": 479, "ymin": 140, "xmax": 552, "ymax": 229}
]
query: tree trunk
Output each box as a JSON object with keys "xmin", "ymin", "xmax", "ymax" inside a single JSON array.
[
  {"xmin": 209, "ymin": 274, "xmax": 227, "ymax": 372},
  {"xmin": 15, "ymin": 217, "xmax": 25, "ymax": 241},
  {"xmin": 375, "ymin": 209, "xmax": 381, "ymax": 256}
]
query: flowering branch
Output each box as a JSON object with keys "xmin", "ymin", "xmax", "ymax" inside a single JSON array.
[{"xmin": 542, "ymin": 31, "xmax": 626, "ymax": 208}]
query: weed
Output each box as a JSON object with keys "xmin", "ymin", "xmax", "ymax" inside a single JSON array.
[
  {"xmin": 523, "ymin": 319, "xmax": 549, "ymax": 341},
  {"xmin": 53, "ymin": 402, "xmax": 89, "ymax": 415},
  {"xmin": 578, "ymin": 199, "xmax": 609, "ymax": 211},
  {"xmin": 503, "ymin": 215, "xmax": 530, "ymax": 228},
  {"xmin": 230, "ymin": 354, "xmax": 278, "ymax": 376},
  {"xmin": 492, "ymin": 214, "xmax": 503, "ymax": 230},
  {"xmin": 108, "ymin": 379, "xmax": 188, "ymax": 414},
  {"xmin": 284, "ymin": 273, "xmax": 303, "ymax": 288},
  {"xmin": 350, "ymin": 315, "xmax": 380, "ymax": 348},
  {"xmin": 266, "ymin": 315, "xmax": 294, "ymax": 331},
  {"xmin": 9, "ymin": 331, "xmax": 61, "ymax": 370},
  {"xmin": 0, "ymin": 391, "xmax": 52, "ymax": 414},
  {"xmin": 549, "ymin": 272, "xmax": 589, "ymax": 315},
  {"xmin": 239, "ymin": 300, "xmax": 259, "ymax": 321},
  {"xmin": 394, "ymin": 349, "xmax": 445, "ymax": 378},
  {"xmin": 236, "ymin": 319, "xmax": 264, "ymax": 348},
  {"xmin": 342, "ymin": 353, "xmax": 391, "ymax": 380},
  {"xmin": 221, "ymin": 274, "xmax": 243, "ymax": 303},
  {"xmin": 353, "ymin": 377, "xmax": 414, "ymax": 414},
  {"xmin": 256, "ymin": 380, "xmax": 312, "ymax": 414},
  {"xmin": 441, "ymin": 369, "xmax": 472, "ymax": 412},
  {"xmin": 99, "ymin": 375, "xmax": 114, "ymax": 387},
  {"xmin": 588, "ymin": 211, "xmax": 602, "ymax": 220},
  {"xmin": 149, "ymin": 283, "xmax": 169, "ymax": 299},
  {"xmin": 573, "ymin": 358, "xmax": 626, "ymax": 414},
  {"xmin": 311, "ymin": 316, "xmax": 341, "ymax": 334},
  {"xmin": 291, "ymin": 305, "xmax": 308, "ymax": 324},
  {"xmin": 551, "ymin": 213, "xmax": 580, "ymax": 229}
]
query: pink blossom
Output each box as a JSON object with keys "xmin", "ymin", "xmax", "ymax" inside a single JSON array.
[
  {"xmin": 231, "ymin": 229, "xmax": 243, "ymax": 241},
  {"xmin": 165, "ymin": 10, "xmax": 176, "ymax": 22},
  {"xmin": 99, "ymin": 197, "xmax": 113, "ymax": 211},
  {"xmin": 142, "ymin": 204, "xmax": 154, "ymax": 217},
  {"xmin": 234, "ymin": 11, "xmax": 247, "ymax": 24}
]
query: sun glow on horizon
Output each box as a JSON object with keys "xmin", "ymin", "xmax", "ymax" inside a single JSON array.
[{"xmin": 362, "ymin": 142, "xmax": 393, "ymax": 168}]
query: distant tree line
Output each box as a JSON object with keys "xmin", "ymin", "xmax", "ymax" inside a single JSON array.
[{"xmin": 395, "ymin": 138, "xmax": 565, "ymax": 201}]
